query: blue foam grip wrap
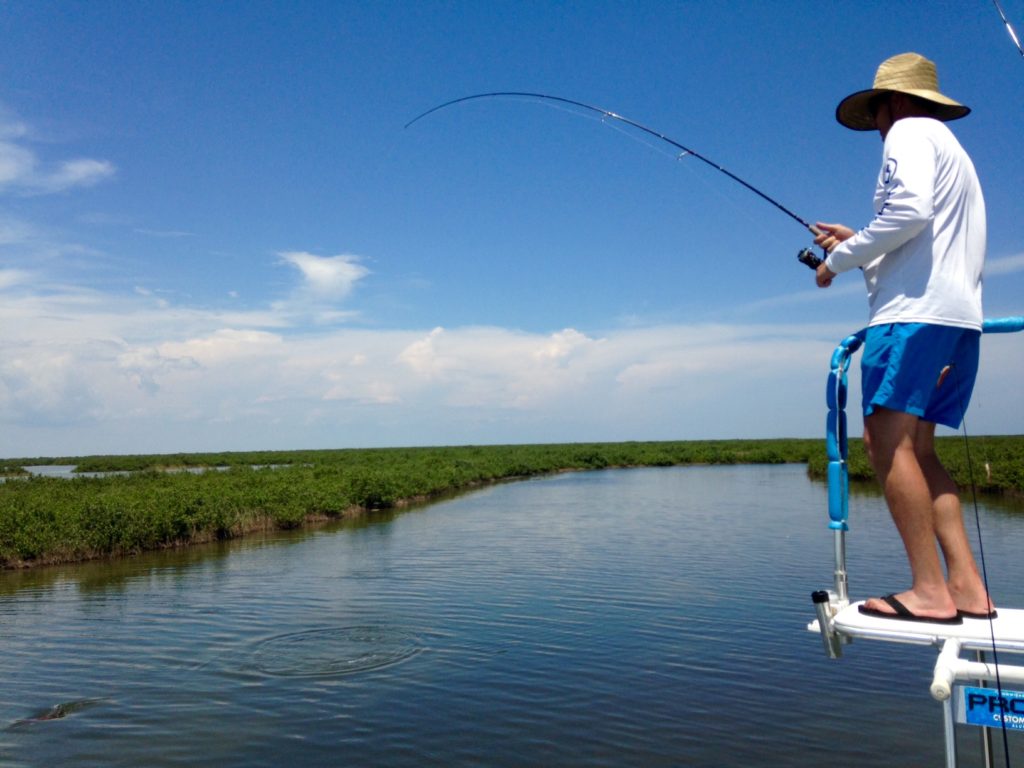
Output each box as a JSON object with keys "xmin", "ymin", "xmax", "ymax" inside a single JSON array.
[
  {"xmin": 826, "ymin": 413, "xmax": 840, "ymax": 462},
  {"xmin": 829, "ymin": 347, "xmax": 845, "ymax": 370},
  {"xmin": 823, "ymin": 329, "xmax": 866, "ymax": 534},
  {"xmin": 827, "ymin": 461, "xmax": 849, "ymax": 530},
  {"xmin": 838, "ymin": 410, "xmax": 848, "ymax": 459},
  {"xmin": 839, "ymin": 466, "xmax": 849, "ymax": 530}
]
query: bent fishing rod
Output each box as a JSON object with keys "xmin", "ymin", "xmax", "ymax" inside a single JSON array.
[
  {"xmin": 993, "ymin": 0, "xmax": 1024, "ymax": 57},
  {"xmin": 406, "ymin": 91, "xmax": 825, "ymax": 270}
]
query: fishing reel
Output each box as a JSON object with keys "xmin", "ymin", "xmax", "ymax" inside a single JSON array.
[{"xmin": 797, "ymin": 247, "xmax": 823, "ymax": 270}]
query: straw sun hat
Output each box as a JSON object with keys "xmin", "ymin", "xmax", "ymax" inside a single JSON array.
[{"xmin": 836, "ymin": 52, "xmax": 970, "ymax": 131}]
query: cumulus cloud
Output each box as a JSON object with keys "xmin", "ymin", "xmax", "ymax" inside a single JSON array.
[
  {"xmin": 270, "ymin": 251, "xmax": 371, "ymax": 324},
  {"xmin": 534, "ymin": 328, "xmax": 593, "ymax": 362},
  {"xmin": 2, "ymin": 260, "xmax": 1022, "ymax": 457},
  {"xmin": 279, "ymin": 251, "xmax": 369, "ymax": 300},
  {"xmin": 157, "ymin": 329, "xmax": 284, "ymax": 366},
  {"xmin": 0, "ymin": 346, "xmax": 102, "ymax": 426},
  {"xmin": 398, "ymin": 327, "xmax": 448, "ymax": 378},
  {"xmin": 0, "ymin": 266, "xmax": 848, "ymax": 455},
  {"xmin": 395, "ymin": 325, "xmax": 608, "ymax": 410}
]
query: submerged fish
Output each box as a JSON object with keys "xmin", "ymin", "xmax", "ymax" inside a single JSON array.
[{"xmin": 9, "ymin": 698, "xmax": 106, "ymax": 727}]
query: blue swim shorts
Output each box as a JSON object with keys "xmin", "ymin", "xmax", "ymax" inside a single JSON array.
[{"xmin": 861, "ymin": 323, "xmax": 981, "ymax": 429}]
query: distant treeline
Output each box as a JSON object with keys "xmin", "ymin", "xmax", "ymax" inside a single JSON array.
[
  {"xmin": 806, "ymin": 434, "xmax": 1024, "ymax": 494},
  {"xmin": 1, "ymin": 438, "xmax": 1021, "ymax": 569}
]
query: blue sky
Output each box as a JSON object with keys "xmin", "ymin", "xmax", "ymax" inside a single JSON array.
[{"xmin": 2, "ymin": 1, "xmax": 1023, "ymax": 457}]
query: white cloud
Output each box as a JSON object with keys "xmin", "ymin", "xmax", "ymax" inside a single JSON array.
[
  {"xmin": 133, "ymin": 227, "xmax": 195, "ymax": 238},
  {"xmin": 396, "ymin": 325, "xmax": 609, "ymax": 410},
  {"xmin": 534, "ymin": 328, "xmax": 592, "ymax": 362},
  {"xmin": 0, "ymin": 113, "xmax": 28, "ymax": 141},
  {"xmin": 0, "ymin": 269, "xmax": 31, "ymax": 291},
  {"xmin": 157, "ymin": 329, "xmax": 284, "ymax": 366},
  {"xmin": 734, "ymin": 280, "xmax": 864, "ymax": 317},
  {"xmin": 279, "ymin": 251, "xmax": 369, "ymax": 300},
  {"xmin": 0, "ymin": 270, "xmax": 848, "ymax": 454},
  {"xmin": 0, "ymin": 347, "xmax": 101, "ymax": 426},
  {"xmin": 269, "ymin": 251, "xmax": 371, "ymax": 325},
  {"xmin": 398, "ymin": 326, "xmax": 446, "ymax": 378},
  {"xmin": 2, "ymin": 263, "xmax": 1022, "ymax": 457},
  {"xmin": 0, "ymin": 107, "xmax": 115, "ymax": 195},
  {"xmin": 986, "ymin": 252, "xmax": 1024, "ymax": 277},
  {"xmin": 0, "ymin": 141, "xmax": 35, "ymax": 186},
  {"xmin": 34, "ymin": 158, "xmax": 115, "ymax": 193}
]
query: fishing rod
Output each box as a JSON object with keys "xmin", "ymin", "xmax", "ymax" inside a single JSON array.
[
  {"xmin": 993, "ymin": 0, "xmax": 1024, "ymax": 57},
  {"xmin": 406, "ymin": 92, "xmax": 825, "ymax": 270},
  {"xmin": 951, "ymin": 363, "xmax": 1012, "ymax": 768}
]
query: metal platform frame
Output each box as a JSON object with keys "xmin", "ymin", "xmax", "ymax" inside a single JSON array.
[{"xmin": 809, "ymin": 317, "xmax": 1024, "ymax": 768}]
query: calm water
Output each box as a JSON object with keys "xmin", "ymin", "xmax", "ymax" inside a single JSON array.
[{"xmin": 1, "ymin": 465, "xmax": 1022, "ymax": 766}]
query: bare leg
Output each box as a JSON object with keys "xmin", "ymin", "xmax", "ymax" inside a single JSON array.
[
  {"xmin": 861, "ymin": 407, "xmax": 958, "ymax": 619},
  {"xmin": 913, "ymin": 422, "xmax": 994, "ymax": 615}
]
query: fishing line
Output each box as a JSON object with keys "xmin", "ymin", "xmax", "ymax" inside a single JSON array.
[
  {"xmin": 406, "ymin": 92, "xmax": 825, "ymax": 268},
  {"xmin": 950, "ymin": 362, "xmax": 1012, "ymax": 766},
  {"xmin": 590, "ymin": 110, "xmax": 792, "ymax": 249},
  {"xmin": 993, "ymin": 0, "xmax": 1024, "ymax": 57}
]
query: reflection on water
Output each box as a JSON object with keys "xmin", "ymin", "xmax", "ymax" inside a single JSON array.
[
  {"xmin": 0, "ymin": 465, "xmax": 1021, "ymax": 767},
  {"xmin": 10, "ymin": 465, "xmax": 229, "ymax": 480},
  {"xmin": 19, "ymin": 466, "xmax": 81, "ymax": 478}
]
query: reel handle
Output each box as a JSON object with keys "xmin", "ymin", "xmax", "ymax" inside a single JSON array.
[
  {"xmin": 798, "ymin": 247, "xmax": 823, "ymax": 270},
  {"xmin": 799, "ymin": 224, "xmax": 826, "ymax": 270}
]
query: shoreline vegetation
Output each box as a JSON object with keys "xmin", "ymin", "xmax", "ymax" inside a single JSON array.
[{"xmin": 2, "ymin": 437, "xmax": 1022, "ymax": 570}]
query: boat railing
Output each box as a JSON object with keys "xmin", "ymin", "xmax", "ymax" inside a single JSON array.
[{"xmin": 809, "ymin": 316, "xmax": 1024, "ymax": 768}]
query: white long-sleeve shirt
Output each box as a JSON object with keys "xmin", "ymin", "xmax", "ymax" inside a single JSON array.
[{"xmin": 824, "ymin": 117, "xmax": 986, "ymax": 330}]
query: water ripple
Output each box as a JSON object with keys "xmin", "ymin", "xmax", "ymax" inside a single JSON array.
[{"xmin": 251, "ymin": 625, "xmax": 422, "ymax": 677}]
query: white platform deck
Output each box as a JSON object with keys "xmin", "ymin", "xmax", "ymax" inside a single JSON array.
[{"xmin": 827, "ymin": 602, "xmax": 1024, "ymax": 653}]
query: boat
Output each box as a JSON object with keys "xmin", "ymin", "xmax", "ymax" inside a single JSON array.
[{"xmin": 809, "ymin": 317, "xmax": 1024, "ymax": 768}]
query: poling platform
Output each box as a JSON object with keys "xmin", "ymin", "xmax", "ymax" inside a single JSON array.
[
  {"xmin": 808, "ymin": 317, "xmax": 1024, "ymax": 768},
  {"xmin": 810, "ymin": 606, "xmax": 1024, "ymax": 698},
  {"xmin": 830, "ymin": 604, "xmax": 1024, "ymax": 653},
  {"xmin": 808, "ymin": 606, "xmax": 1024, "ymax": 693}
]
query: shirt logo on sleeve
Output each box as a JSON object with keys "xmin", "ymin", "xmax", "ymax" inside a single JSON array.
[{"xmin": 882, "ymin": 158, "xmax": 897, "ymax": 186}]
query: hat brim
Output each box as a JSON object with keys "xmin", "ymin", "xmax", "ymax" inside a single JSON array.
[{"xmin": 836, "ymin": 87, "xmax": 971, "ymax": 131}]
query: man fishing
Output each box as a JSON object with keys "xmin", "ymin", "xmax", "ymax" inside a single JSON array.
[{"xmin": 813, "ymin": 52, "xmax": 994, "ymax": 624}]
